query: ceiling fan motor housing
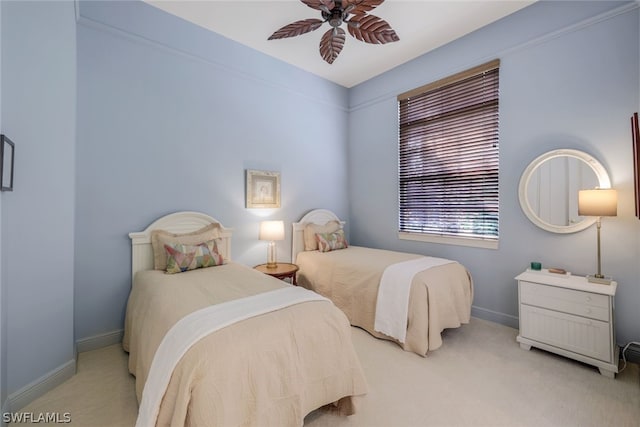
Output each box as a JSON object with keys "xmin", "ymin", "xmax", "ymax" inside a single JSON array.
[{"xmin": 323, "ymin": 8, "xmax": 345, "ymax": 28}]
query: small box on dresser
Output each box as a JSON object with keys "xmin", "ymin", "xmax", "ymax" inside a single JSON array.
[{"xmin": 515, "ymin": 269, "xmax": 618, "ymax": 378}]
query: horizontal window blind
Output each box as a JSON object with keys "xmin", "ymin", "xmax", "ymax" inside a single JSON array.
[{"xmin": 398, "ymin": 60, "xmax": 500, "ymax": 241}]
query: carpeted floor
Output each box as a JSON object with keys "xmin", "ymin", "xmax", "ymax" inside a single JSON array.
[{"xmin": 10, "ymin": 317, "xmax": 640, "ymax": 426}]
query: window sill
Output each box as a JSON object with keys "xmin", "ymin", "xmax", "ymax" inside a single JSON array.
[{"xmin": 398, "ymin": 232, "xmax": 499, "ymax": 250}]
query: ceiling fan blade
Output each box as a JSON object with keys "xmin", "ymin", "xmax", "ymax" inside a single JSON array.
[
  {"xmin": 343, "ymin": 0, "xmax": 385, "ymax": 15},
  {"xmin": 319, "ymin": 27, "xmax": 346, "ymax": 64},
  {"xmin": 268, "ymin": 19, "xmax": 324, "ymax": 40},
  {"xmin": 301, "ymin": 0, "xmax": 336, "ymax": 11},
  {"xmin": 347, "ymin": 14, "xmax": 399, "ymax": 44}
]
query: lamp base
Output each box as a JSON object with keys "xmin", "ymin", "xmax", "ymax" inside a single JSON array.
[
  {"xmin": 266, "ymin": 241, "xmax": 277, "ymax": 269},
  {"xmin": 586, "ymin": 275, "xmax": 613, "ymax": 285}
]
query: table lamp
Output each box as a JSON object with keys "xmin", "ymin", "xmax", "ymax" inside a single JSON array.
[
  {"xmin": 259, "ymin": 220, "xmax": 285, "ymax": 268},
  {"xmin": 578, "ymin": 188, "xmax": 617, "ymax": 284}
]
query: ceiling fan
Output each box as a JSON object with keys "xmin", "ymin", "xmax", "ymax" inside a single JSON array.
[{"xmin": 268, "ymin": 0, "xmax": 399, "ymax": 65}]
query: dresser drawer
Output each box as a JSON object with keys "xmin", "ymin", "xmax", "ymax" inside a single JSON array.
[
  {"xmin": 520, "ymin": 281, "xmax": 610, "ymax": 322},
  {"xmin": 520, "ymin": 304, "xmax": 612, "ymax": 362}
]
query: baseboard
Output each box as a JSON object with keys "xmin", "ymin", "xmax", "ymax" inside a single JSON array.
[
  {"xmin": 6, "ymin": 358, "xmax": 76, "ymax": 413},
  {"xmin": 75, "ymin": 329, "xmax": 123, "ymax": 353},
  {"xmin": 471, "ymin": 305, "xmax": 519, "ymax": 330}
]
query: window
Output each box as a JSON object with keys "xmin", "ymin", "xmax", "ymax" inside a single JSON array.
[{"xmin": 397, "ymin": 60, "xmax": 500, "ymax": 248}]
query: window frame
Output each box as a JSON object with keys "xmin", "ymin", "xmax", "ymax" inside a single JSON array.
[{"xmin": 397, "ymin": 60, "xmax": 500, "ymax": 249}]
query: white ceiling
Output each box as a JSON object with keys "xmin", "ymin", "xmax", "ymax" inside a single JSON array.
[{"xmin": 145, "ymin": 0, "xmax": 535, "ymax": 88}]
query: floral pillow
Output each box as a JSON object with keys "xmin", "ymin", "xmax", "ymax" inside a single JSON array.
[
  {"xmin": 315, "ymin": 229, "xmax": 348, "ymax": 253},
  {"xmin": 151, "ymin": 223, "xmax": 221, "ymax": 270},
  {"xmin": 164, "ymin": 239, "xmax": 224, "ymax": 274}
]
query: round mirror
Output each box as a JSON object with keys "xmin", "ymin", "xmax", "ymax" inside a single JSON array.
[{"xmin": 518, "ymin": 149, "xmax": 611, "ymax": 233}]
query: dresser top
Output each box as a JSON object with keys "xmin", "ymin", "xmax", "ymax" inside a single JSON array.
[{"xmin": 515, "ymin": 269, "xmax": 617, "ymax": 296}]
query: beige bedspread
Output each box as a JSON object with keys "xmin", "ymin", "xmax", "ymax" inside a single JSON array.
[
  {"xmin": 296, "ymin": 246, "xmax": 473, "ymax": 356},
  {"xmin": 123, "ymin": 263, "xmax": 367, "ymax": 426}
]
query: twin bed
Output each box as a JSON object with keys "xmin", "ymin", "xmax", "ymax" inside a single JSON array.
[
  {"xmin": 123, "ymin": 211, "xmax": 367, "ymax": 427},
  {"xmin": 123, "ymin": 209, "xmax": 473, "ymax": 426},
  {"xmin": 292, "ymin": 209, "xmax": 474, "ymax": 357}
]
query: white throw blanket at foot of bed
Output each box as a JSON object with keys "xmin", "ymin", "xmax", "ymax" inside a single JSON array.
[
  {"xmin": 374, "ymin": 257, "xmax": 454, "ymax": 343},
  {"xmin": 136, "ymin": 286, "xmax": 327, "ymax": 427}
]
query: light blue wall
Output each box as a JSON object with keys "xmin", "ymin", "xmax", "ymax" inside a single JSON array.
[
  {"xmin": 0, "ymin": 0, "xmax": 637, "ymax": 408},
  {"xmin": 74, "ymin": 1, "xmax": 350, "ymax": 340},
  {"xmin": 1, "ymin": 0, "xmax": 76, "ymax": 397},
  {"xmin": 348, "ymin": 1, "xmax": 640, "ymax": 344}
]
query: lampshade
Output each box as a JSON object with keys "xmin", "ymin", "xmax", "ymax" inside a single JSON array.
[
  {"xmin": 578, "ymin": 189, "xmax": 618, "ymax": 217},
  {"xmin": 259, "ymin": 220, "xmax": 285, "ymax": 241}
]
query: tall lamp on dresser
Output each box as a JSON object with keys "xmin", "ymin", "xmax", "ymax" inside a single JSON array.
[{"xmin": 578, "ymin": 188, "xmax": 618, "ymax": 284}]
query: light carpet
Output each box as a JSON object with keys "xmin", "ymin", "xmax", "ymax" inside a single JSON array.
[{"xmin": 10, "ymin": 317, "xmax": 639, "ymax": 426}]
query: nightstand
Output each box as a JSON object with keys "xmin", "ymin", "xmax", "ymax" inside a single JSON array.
[
  {"xmin": 254, "ymin": 262, "xmax": 299, "ymax": 285},
  {"xmin": 515, "ymin": 269, "xmax": 618, "ymax": 378}
]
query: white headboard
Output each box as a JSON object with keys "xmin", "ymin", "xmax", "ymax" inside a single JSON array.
[
  {"xmin": 291, "ymin": 209, "xmax": 345, "ymax": 263},
  {"xmin": 129, "ymin": 211, "xmax": 233, "ymax": 280}
]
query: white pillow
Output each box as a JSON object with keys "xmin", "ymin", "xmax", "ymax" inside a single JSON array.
[{"xmin": 303, "ymin": 220, "xmax": 341, "ymax": 251}]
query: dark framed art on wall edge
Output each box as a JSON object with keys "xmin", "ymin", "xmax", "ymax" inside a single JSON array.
[
  {"xmin": 632, "ymin": 113, "xmax": 640, "ymax": 217},
  {"xmin": 0, "ymin": 134, "xmax": 14, "ymax": 192}
]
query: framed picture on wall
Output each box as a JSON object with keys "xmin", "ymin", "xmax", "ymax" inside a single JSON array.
[
  {"xmin": 246, "ymin": 169, "xmax": 281, "ymax": 208},
  {"xmin": 632, "ymin": 113, "xmax": 640, "ymax": 218},
  {"xmin": 1, "ymin": 134, "xmax": 14, "ymax": 192}
]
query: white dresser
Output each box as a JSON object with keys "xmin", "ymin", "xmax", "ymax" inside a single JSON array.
[{"xmin": 515, "ymin": 269, "xmax": 618, "ymax": 378}]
